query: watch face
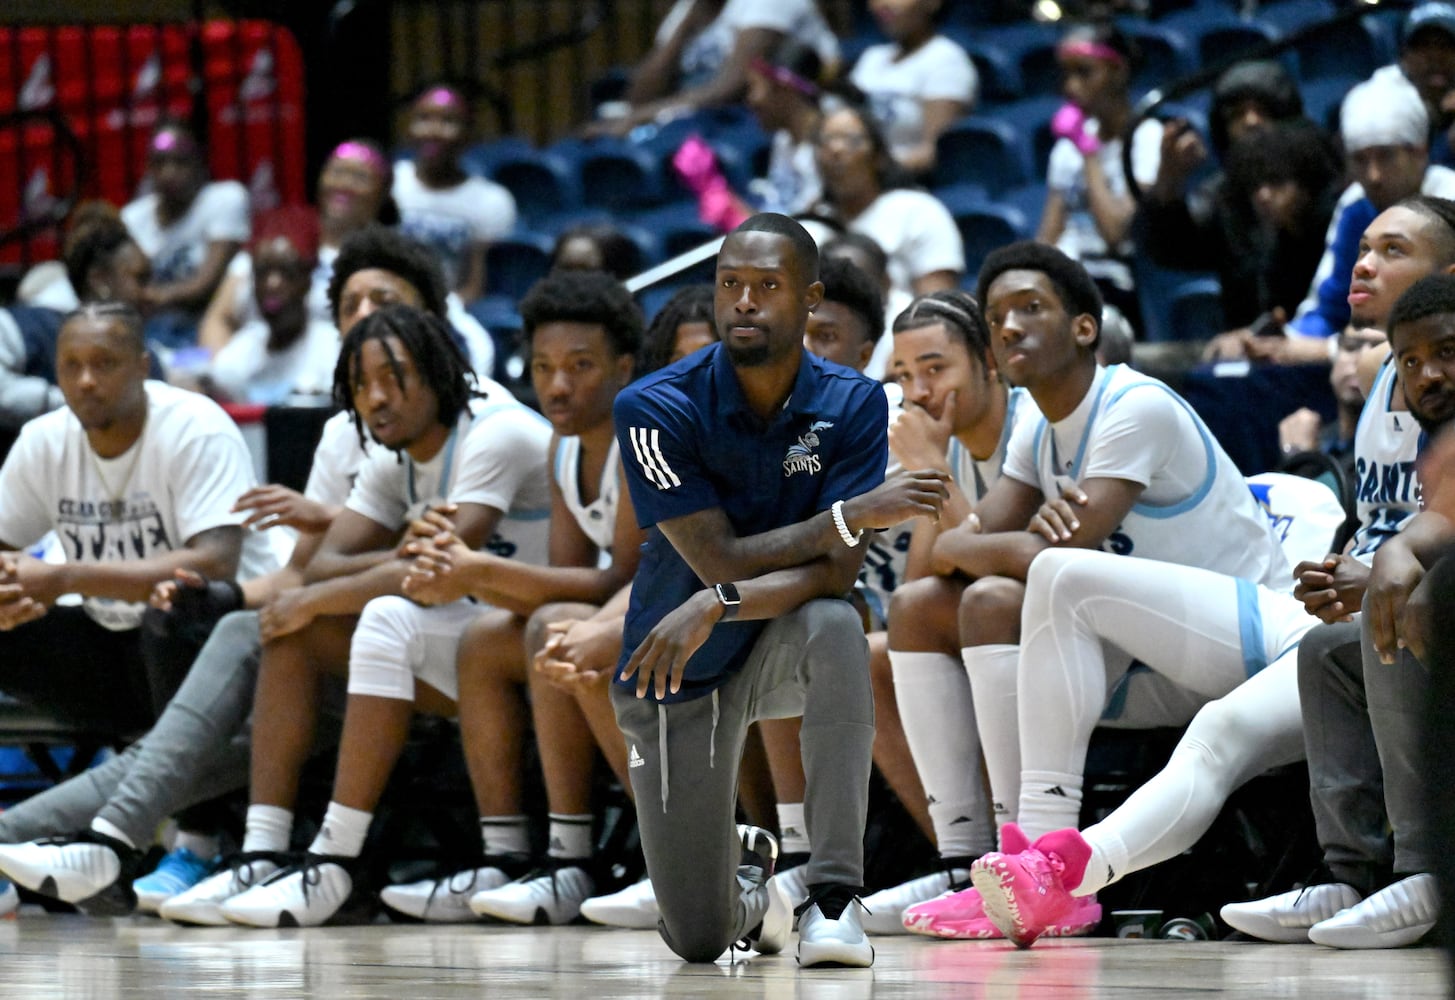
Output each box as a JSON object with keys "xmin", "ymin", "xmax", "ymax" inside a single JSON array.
[{"xmin": 716, "ymin": 583, "xmax": 741, "ymax": 605}]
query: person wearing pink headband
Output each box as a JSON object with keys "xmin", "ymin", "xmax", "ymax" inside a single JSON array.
[
  {"xmin": 1036, "ymin": 22, "xmax": 1157, "ymax": 330},
  {"xmin": 393, "ymin": 82, "xmax": 516, "ymax": 303}
]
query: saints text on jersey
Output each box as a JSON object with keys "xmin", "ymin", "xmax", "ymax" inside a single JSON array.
[{"xmin": 783, "ymin": 420, "xmax": 834, "ymax": 477}]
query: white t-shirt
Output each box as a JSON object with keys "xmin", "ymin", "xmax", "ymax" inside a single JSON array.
[
  {"xmin": 345, "ymin": 380, "xmax": 553, "ymax": 567},
  {"xmin": 657, "ymin": 0, "xmax": 840, "ymax": 87},
  {"xmin": 850, "ymin": 36, "xmax": 978, "ymax": 165},
  {"xmin": 846, "ymin": 188, "xmax": 965, "ymax": 299},
  {"xmin": 1046, "ymin": 118, "xmax": 1162, "ymax": 290},
  {"xmin": 392, "ymin": 160, "xmax": 517, "ymax": 292},
  {"xmin": 0, "ymin": 380, "xmax": 276, "ymax": 629},
  {"xmin": 305, "ymin": 410, "xmax": 372, "ymax": 508},
  {"xmin": 121, "ymin": 180, "xmax": 251, "ymax": 286},
  {"xmin": 1002, "ymin": 364, "xmax": 1289, "ymax": 589},
  {"xmin": 749, "ymin": 129, "xmax": 820, "ymax": 216},
  {"xmin": 208, "ymin": 316, "xmax": 339, "ymax": 406}
]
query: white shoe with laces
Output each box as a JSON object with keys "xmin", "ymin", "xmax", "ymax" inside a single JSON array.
[
  {"xmin": 797, "ymin": 886, "xmax": 874, "ymax": 968},
  {"xmin": 1308, "ymin": 874, "xmax": 1439, "ymax": 949},
  {"xmin": 468, "ymin": 863, "xmax": 594, "ymax": 925},
  {"xmin": 860, "ymin": 868, "xmax": 972, "ymax": 935},
  {"xmin": 1220, "ymin": 882, "xmax": 1363, "ymax": 943},
  {"xmin": 159, "ymin": 852, "xmax": 285, "ymax": 926},
  {"xmin": 579, "ymin": 876, "xmax": 659, "ymax": 929},
  {"xmin": 221, "ymin": 854, "xmax": 369, "ymax": 928},
  {"xmin": 380, "ymin": 866, "xmax": 512, "ymax": 923}
]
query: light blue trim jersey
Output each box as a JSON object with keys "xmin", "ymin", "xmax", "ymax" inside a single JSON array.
[
  {"xmin": 553, "ymin": 434, "xmax": 620, "ymax": 565},
  {"xmin": 1349, "ymin": 358, "xmax": 1424, "ymax": 565},
  {"xmin": 1003, "ymin": 364, "xmax": 1290, "ymax": 590}
]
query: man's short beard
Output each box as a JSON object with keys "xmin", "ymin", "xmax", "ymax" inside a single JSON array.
[{"xmin": 726, "ymin": 341, "xmax": 773, "ymax": 367}]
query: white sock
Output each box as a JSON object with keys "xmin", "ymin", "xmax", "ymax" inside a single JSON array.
[
  {"xmin": 242, "ymin": 804, "xmax": 293, "ymax": 854},
  {"xmin": 889, "ymin": 649, "xmax": 994, "ymax": 859},
  {"xmin": 961, "ymin": 644, "xmax": 1021, "ymax": 832},
  {"xmin": 309, "ymin": 802, "xmax": 373, "ymax": 858},
  {"xmin": 173, "ymin": 830, "xmax": 220, "ymax": 859},
  {"xmin": 546, "ymin": 814, "xmax": 593, "ymax": 860},
  {"xmin": 776, "ymin": 803, "xmax": 811, "ymax": 855},
  {"xmin": 1016, "ymin": 770, "xmax": 1083, "ymax": 842},
  {"xmin": 90, "ymin": 817, "xmax": 136, "ymax": 850},
  {"xmin": 1075, "ymin": 829, "xmax": 1127, "ymax": 897},
  {"xmin": 480, "ymin": 816, "xmax": 530, "ymax": 857}
]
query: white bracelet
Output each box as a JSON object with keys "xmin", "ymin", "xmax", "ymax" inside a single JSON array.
[{"xmin": 831, "ymin": 500, "xmax": 861, "ymax": 547}]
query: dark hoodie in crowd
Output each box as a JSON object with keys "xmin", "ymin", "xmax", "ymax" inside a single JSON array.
[{"xmin": 1139, "ymin": 60, "xmax": 1325, "ymax": 328}]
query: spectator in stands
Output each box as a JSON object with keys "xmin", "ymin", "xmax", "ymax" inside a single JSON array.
[
  {"xmin": 636, "ymin": 284, "xmax": 718, "ymax": 375},
  {"xmin": 202, "ymin": 208, "xmax": 339, "ymax": 406},
  {"xmin": 393, "ymin": 83, "xmax": 518, "ymax": 304},
  {"xmin": 0, "ymin": 204, "xmax": 153, "ymax": 431},
  {"xmin": 824, "ymin": 231, "xmax": 902, "ymax": 379},
  {"xmin": 1037, "ymin": 22, "xmax": 1161, "ymax": 325},
  {"xmin": 1377, "ymin": 2, "xmax": 1455, "ymax": 168},
  {"xmin": 1279, "ymin": 326, "xmax": 1385, "ymax": 476},
  {"xmin": 808, "ymin": 104, "xmax": 964, "ymax": 300},
  {"xmin": 1212, "ymin": 73, "xmax": 1455, "ymax": 362},
  {"xmin": 0, "ymin": 303, "xmax": 273, "ymax": 745},
  {"xmin": 848, "ymin": 0, "xmax": 977, "ymax": 176},
  {"xmin": 549, "ymin": 224, "xmax": 645, "ymax": 282},
  {"xmin": 122, "ymin": 121, "xmax": 250, "ymax": 348},
  {"xmin": 588, "ymin": 0, "xmax": 838, "ymax": 138},
  {"xmin": 199, "ymin": 138, "xmax": 398, "ymax": 357},
  {"xmin": 0, "ymin": 227, "xmax": 479, "ymax": 923},
  {"xmin": 1140, "ymin": 61, "xmax": 1322, "ymax": 329}
]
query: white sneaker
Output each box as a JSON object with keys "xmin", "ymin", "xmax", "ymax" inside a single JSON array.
[
  {"xmin": 221, "ymin": 854, "xmax": 368, "ymax": 929},
  {"xmin": 1220, "ymin": 883, "xmax": 1363, "ymax": 943},
  {"xmin": 579, "ymin": 877, "xmax": 659, "ymax": 929},
  {"xmin": 1308, "ymin": 874, "xmax": 1439, "ymax": 949},
  {"xmin": 159, "ymin": 853, "xmax": 283, "ymax": 926},
  {"xmin": 0, "ymin": 837, "xmax": 122, "ymax": 904},
  {"xmin": 860, "ymin": 868, "xmax": 972, "ymax": 936},
  {"xmin": 469, "ymin": 864, "xmax": 594, "ymax": 925},
  {"xmin": 798, "ymin": 888, "xmax": 874, "ymax": 968},
  {"xmin": 380, "ymin": 866, "xmax": 512, "ymax": 923},
  {"xmin": 774, "ymin": 863, "xmax": 811, "ymax": 910},
  {"xmin": 0, "ymin": 878, "xmax": 17, "ymax": 917}
]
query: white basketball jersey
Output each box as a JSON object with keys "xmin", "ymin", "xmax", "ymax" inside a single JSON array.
[
  {"xmin": 1019, "ymin": 365, "xmax": 1289, "ymax": 589},
  {"xmin": 1349, "ymin": 358, "xmax": 1424, "ymax": 565},
  {"xmin": 554, "ymin": 434, "xmax": 620, "ymax": 559},
  {"xmin": 859, "ymin": 386, "xmax": 1038, "ymax": 614}
]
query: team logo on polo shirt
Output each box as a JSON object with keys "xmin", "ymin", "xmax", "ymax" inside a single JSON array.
[{"xmin": 783, "ymin": 420, "xmax": 833, "ymax": 477}]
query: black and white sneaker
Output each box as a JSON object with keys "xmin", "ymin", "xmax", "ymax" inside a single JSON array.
[{"xmin": 0, "ymin": 829, "xmax": 142, "ymax": 916}]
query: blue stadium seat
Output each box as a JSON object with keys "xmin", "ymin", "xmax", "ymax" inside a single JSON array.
[
  {"xmin": 577, "ymin": 145, "xmax": 665, "ymax": 211},
  {"xmin": 1259, "ymin": 4, "xmax": 1396, "ymax": 81},
  {"xmin": 932, "ymin": 117, "xmax": 1034, "ymax": 196},
  {"xmin": 980, "ymin": 96, "xmax": 1062, "ymax": 182},
  {"xmin": 460, "ymin": 136, "xmax": 536, "ymax": 178},
  {"xmin": 1300, "ymin": 75, "xmax": 1359, "ymax": 134},
  {"xmin": 957, "ymin": 35, "xmax": 1025, "ymax": 104},
  {"xmin": 488, "ymin": 151, "xmax": 580, "ymax": 227},
  {"xmin": 1168, "ymin": 277, "xmax": 1227, "ymax": 342},
  {"xmin": 1118, "ymin": 22, "xmax": 1199, "ymax": 95},
  {"xmin": 952, "ymin": 201, "xmax": 1033, "ymax": 281},
  {"xmin": 484, "ymin": 231, "xmax": 555, "ymax": 301}
]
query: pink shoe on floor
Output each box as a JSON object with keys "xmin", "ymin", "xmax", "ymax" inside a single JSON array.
[
  {"xmin": 903, "ymin": 883, "xmax": 1102, "ymax": 940},
  {"xmin": 969, "ymin": 823, "xmax": 1095, "ymax": 948}
]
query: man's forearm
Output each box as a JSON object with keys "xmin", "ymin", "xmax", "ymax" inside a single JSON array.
[
  {"xmin": 302, "ymin": 558, "xmax": 411, "ymax": 618},
  {"xmin": 304, "ymin": 547, "xmax": 397, "ymax": 585},
  {"xmin": 934, "ymin": 531, "xmax": 1048, "ymax": 581}
]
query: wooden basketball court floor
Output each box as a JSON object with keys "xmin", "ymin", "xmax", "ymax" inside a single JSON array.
[{"xmin": 0, "ymin": 909, "xmax": 1447, "ymax": 999}]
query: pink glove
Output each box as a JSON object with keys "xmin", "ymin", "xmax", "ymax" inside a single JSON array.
[
  {"xmin": 698, "ymin": 182, "xmax": 749, "ymax": 231},
  {"xmin": 672, "ymin": 135, "xmax": 724, "ymax": 195},
  {"xmin": 1050, "ymin": 103, "xmax": 1100, "ymax": 156}
]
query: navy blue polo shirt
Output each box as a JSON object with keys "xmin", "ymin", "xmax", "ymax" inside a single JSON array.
[{"xmin": 613, "ymin": 342, "xmax": 888, "ymax": 704}]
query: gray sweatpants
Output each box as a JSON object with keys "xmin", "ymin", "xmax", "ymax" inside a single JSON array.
[
  {"xmin": 1298, "ymin": 613, "xmax": 1431, "ymax": 895},
  {"xmin": 0, "ymin": 610, "xmax": 261, "ymax": 848},
  {"xmin": 611, "ymin": 599, "xmax": 874, "ymax": 963}
]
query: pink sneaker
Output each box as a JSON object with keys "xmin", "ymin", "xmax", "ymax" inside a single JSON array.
[
  {"xmin": 903, "ymin": 884, "xmax": 1103, "ymax": 940},
  {"xmin": 969, "ymin": 824, "xmax": 1094, "ymax": 948}
]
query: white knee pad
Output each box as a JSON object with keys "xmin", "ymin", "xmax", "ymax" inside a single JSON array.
[{"xmin": 348, "ymin": 596, "xmax": 420, "ymax": 701}]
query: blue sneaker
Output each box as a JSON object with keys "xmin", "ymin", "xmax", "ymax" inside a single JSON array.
[
  {"xmin": 0, "ymin": 878, "xmax": 17, "ymax": 917},
  {"xmin": 133, "ymin": 848, "xmax": 216, "ymax": 914}
]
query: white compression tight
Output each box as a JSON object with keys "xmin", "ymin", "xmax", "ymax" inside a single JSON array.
[
  {"xmin": 1014, "ymin": 548, "xmax": 1313, "ymax": 842},
  {"xmin": 1075, "ymin": 656, "xmax": 1305, "ymax": 896},
  {"xmin": 348, "ymin": 596, "xmax": 484, "ymax": 702}
]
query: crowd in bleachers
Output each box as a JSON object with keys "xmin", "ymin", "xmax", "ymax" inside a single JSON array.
[{"xmin": 1, "ymin": 0, "xmax": 1454, "ymax": 974}]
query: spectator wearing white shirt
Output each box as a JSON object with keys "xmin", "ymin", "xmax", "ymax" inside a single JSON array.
[{"xmin": 849, "ymin": 0, "xmax": 978, "ymax": 176}]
